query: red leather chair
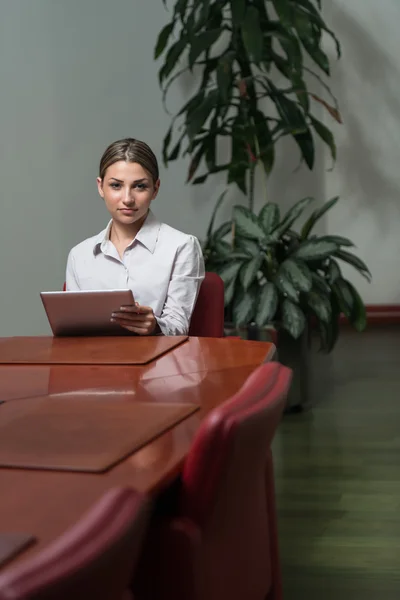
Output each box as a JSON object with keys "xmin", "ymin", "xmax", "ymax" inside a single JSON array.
[
  {"xmin": 135, "ymin": 362, "xmax": 292, "ymax": 600},
  {"xmin": 64, "ymin": 271, "xmax": 225, "ymax": 338},
  {"xmin": 0, "ymin": 487, "xmax": 150, "ymax": 600},
  {"xmin": 189, "ymin": 272, "xmax": 225, "ymax": 337}
]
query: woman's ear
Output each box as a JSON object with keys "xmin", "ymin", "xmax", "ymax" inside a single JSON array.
[
  {"xmin": 96, "ymin": 177, "xmax": 105, "ymax": 199},
  {"xmin": 152, "ymin": 179, "xmax": 161, "ymax": 200}
]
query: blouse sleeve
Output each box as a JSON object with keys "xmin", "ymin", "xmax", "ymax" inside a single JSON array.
[{"xmin": 156, "ymin": 235, "xmax": 205, "ymax": 336}]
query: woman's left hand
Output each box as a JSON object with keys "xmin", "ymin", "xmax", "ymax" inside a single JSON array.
[{"xmin": 111, "ymin": 303, "xmax": 158, "ymax": 336}]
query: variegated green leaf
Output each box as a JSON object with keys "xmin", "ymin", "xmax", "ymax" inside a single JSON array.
[
  {"xmin": 311, "ymin": 272, "xmax": 331, "ymax": 295},
  {"xmin": 276, "ymin": 196, "xmax": 315, "ymax": 236},
  {"xmin": 240, "ymin": 256, "xmax": 263, "ymax": 291},
  {"xmin": 334, "ymin": 249, "xmax": 372, "ymax": 281},
  {"xmin": 233, "ymin": 287, "xmax": 256, "ymax": 325},
  {"xmin": 275, "ymin": 273, "xmax": 299, "ymax": 303},
  {"xmin": 321, "ymin": 235, "xmax": 354, "ymax": 248},
  {"xmin": 255, "ymin": 283, "xmax": 279, "ymax": 326},
  {"xmin": 218, "ymin": 261, "xmax": 242, "ymax": 286},
  {"xmin": 328, "ymin": 259, "xmax": 341, "ymax": 283},
  {"xmin": 294, "ymin": 239, "xmax": 338, "ymax": 261},
  {"xmin": 282, "ymin": 300, "xmax": 306, "ymax": 339},
  {"xmin": 280, "ymin": 259, "xmax": 312, "ymax": 292},
  {"xmin": 301, "ymin": 196, "xmax": 339, "ymax": 239},
  {"xmin": 259, "ymin": 203, "xmax": 280, "ymax": 235},
  {"xmin": 307, "ymin": 290, "xmax": 332, "ymax": 323},
  {"xmin": 233, "ymin": 205, "xmax": 266, "ymax": 241},
  {"xmin": 345, "ymin": 279, "xmax": 367, "ymax": 332},
  {"xmin": 235, "ymin": 238, "xmax": 260, "ymax": 257}
]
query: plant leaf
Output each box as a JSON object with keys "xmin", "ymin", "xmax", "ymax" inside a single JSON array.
[
  {"xmin": 344, "ymin": 279, "xmax": 367, "ymax": 332},
  {"xmin": 275, "ymin": 273, "xmax": 299, "ymax": 303},
  {"xmin": 271, "ymin": 0, "xmax": 292, "ymax": 27},
  {"xmin": 294, "ymin": 128, "xmax": 315, "ymax": 170},
  {"xmin": 328, "ymin": 259, "xmax": 341, "ymax": 284},
  {"xmin": 307, "ymin": 290, "xmax": 332, "ymax": 323},
  {"xmin": 332, "ymin": 277, "xmax": 353, "ymax": 318},
  {"xmin": 189, "ymin": 29, "xmax": 222, "ymax": 69},
  {"xmin": 310, "ymin": 115, "xmax": 336, "ymax": 163},
  {"xmin": 276, "ymin": 196, "xmax": 315, "ymax": 236},
  {"xmin": 259, "ymin": 203, "xmax": 280, "ymax": 235},
  {"xmin": 217, "ymin": 54, "xmax": 233, "ymax": 103},
  {"xmin": 224, "ymin": 276, "xmax": 237, "ymax": 307},
  {"xmin": 154, "ymin": 22, "xmax": 175, "ymax": 59},
  {"xmin": 218, "ymin": 261, "xmax": 243, "ymax": 287},
  {"xmin": 233, "ymin": 287, "xmax": 256, "ymax": 325},
  {"xmin": 311, "ymin": 272, "xmax": 331, "ymax": 295},
  {"xmin": 206, "ymin": 191, "xmax": 228, "ymax": 238},
  {"xmin": 192, "ymin": 174, "xmax": 208, "ymax": 184},
  {"xmin": 242, "ymin": 6, "xmax": 263, "ymax": 63},
  {"xmin": 212, "ymin": 221, "xmax": 232, "ymax": 241},
  {"xmin": 320, "ymin": 235, "xmax": 354, "ymax": 248},
  {"xmin": 311, "ymin": 94, "xmax": 342, "ymax": 123},
  {"xmin": 282, "ymin": 299, "xmax": 306, "ymax": 339},
  {"xmin": 253, "ymin": 109, "xmax": 274, "ymax": 174},
  {"xmin": 280, "ymin": 259, "xmax": 312, "ymax": 292},
  {"xmin": 159, "ymin": 37, "xmax": 188, "ymax": 84},
  {"xmin": 334, "ymin": 249, "xmax": 372, "ymax": 281},
  {"xmin": 300, "ymin": 196, "xmax": 339, "ymax": 239},
  {"xmin": 255, "ymin": 282, "xmax": 279, "ymax": 326},
  {"xmin": 294, "ymin": 239, "xmax": 338, "ymax": 261},
  {"xmin": 240, "ymin": 256, "xmax": 263, "ymax": 291},
  {"xmin": 235, "ymin": 238, "xmax": 260, "ymax": 257},
  {"xmin": 230, "ymin": 0, "xmax": 246, "ymax": 24},
  {"xmin": 186, "ymin": 91, "xmax": 218, "ymax": 140},
  {"xmin": 233, "ymin": 205, "xmax": 267, "ymax": 241}
]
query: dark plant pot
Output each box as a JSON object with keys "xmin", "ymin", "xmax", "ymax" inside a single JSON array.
[
  {"xmin": 224, "ymin": 322, "xmax": 310, "ymax": 412},
  {"xmin": 224, "ymin": 322, "xmax": 277, "ymax": 349},
  {"xmin": 275, "ymin": 326, "xmax": 311, "ymax": 413}
]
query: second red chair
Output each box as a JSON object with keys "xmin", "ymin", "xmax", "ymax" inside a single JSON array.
[{"xmin": 135, "ymin": 361, "xmax": 292, "ymax": 600}]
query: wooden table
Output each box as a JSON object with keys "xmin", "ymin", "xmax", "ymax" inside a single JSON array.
[{"xmin": 0, "ymin": 335, "xmax": 274, "ymax": 571}]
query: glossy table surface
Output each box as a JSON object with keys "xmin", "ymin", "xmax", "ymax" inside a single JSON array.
[{"xmin": 0, "ymin": 336, "xmax": 274, "ymax": 571}]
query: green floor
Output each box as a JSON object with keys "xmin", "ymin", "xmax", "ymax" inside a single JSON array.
[{"xmin": 273, "ymin": 326, "xmax": 400, "ymax": 598}]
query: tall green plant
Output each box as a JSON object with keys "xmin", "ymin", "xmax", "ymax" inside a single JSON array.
[{"xmin": 155, "ymin": 0, "xmax": 341, "ymax": 209}]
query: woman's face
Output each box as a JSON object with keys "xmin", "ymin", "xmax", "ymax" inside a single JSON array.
[{"xmin": 97, "ymin": 161, "xmax": 160, "ymax": 227}]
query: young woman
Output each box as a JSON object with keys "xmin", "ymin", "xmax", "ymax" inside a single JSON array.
[{"xmin": 66, "ymin": 138, "xmax": 205, "ymax": 336}]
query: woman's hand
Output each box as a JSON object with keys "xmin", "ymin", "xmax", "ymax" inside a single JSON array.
[{"xmin": 111, "ymin": 303, "xmax": 158, "ymax": 336}]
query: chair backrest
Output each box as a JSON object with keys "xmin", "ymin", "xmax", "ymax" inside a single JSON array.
[
  {"xmin": 180, "ymin": 362, "xmax": 292, "ymax": 600},
  {"xmin": 63, "ymin": 271, "xmax": 224, "ymax": 338},
  {"xmin": 0, "ymin": 487, "xmax": 150, "ymax": 600},
  {"xmin": 188, "ymin": 272, "xmax": 224, "ymax": 338}
]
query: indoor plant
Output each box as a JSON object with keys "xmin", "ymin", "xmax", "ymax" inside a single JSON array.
[
  {"xmin": 154, "ymin": 0, "xmax": 370, "ymax": 408},
  {"xmin": 204, "ymin": 193, "xmax": 369, "ymax": 349},
  {"xmin": 203, "ymin": 193, "xmax": 370, "ymax": 409},
  {"xmin": 155, "ymin": 0, "xmax": 342, "ymax": 205}
]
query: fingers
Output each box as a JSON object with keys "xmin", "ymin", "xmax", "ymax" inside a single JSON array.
[
  {"xmin": 111, "ymin": 304, "xmax": 156, "ymax": 336},
  {"xmin": 119, "ymin": 304, "xmax": 153, "ymax": 315},
  {"xmin": 111, "ymin": 319, "xmax": 151, "ymax": 335},
  {"xmin": 111, "ymin": 316, "xmax": 155, "ymax": 336},
  {"xmin": 111, "ymin": 311, "xmax": 147, "ymax": 322}
]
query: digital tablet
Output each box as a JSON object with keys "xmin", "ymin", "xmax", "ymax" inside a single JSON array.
[{"xmin": 40, "ymin": 289, "xmax": 135, "ymax": 337}]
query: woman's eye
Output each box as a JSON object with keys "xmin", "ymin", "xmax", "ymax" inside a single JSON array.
[
  {"xmin": 135, "ymin": 184, "xmax": 147, "ymax": 191},
  {"xmin": 110, "ymin": 183, "xmax": 121, "ymax": 189}
]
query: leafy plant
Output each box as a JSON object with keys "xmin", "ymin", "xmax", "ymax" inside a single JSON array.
[
  {"xmin": 204, "ymin": 195, "xmax": 370, "ymax": 351},
  {"xmin": 155, "ymin": 0, "xmax": 342, "ymax": 210}
]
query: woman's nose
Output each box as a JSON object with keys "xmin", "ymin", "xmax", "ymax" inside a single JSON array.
[{"xmin": 122, "ymin": 189, "xmax": 134, "ymax": 205}]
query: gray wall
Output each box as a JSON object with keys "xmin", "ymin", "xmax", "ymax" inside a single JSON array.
[{"xmin": 0, "ymin": 0, "xmax": 398, "ymax": 336}]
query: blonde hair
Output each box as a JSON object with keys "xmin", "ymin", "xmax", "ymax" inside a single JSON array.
[{"xmin": 99, "ymin": 138, "xmax": 159, "ymax": 183}]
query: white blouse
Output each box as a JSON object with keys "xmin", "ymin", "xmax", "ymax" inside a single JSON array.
[{"xmin": 65, "ymin": 211, "xmax": 205, "ymax": 336}]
